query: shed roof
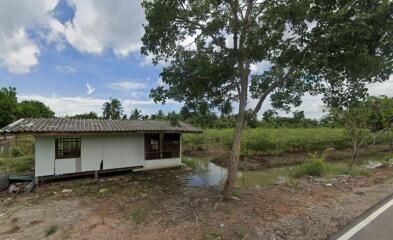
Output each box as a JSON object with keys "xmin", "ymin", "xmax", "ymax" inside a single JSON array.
[{"xmin": 0, "ymin": 118, "xmax": 202, "ymax": 134}]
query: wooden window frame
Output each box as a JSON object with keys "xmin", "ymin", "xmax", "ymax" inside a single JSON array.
[
  {"xmin": 145, "ymin": 133, "xmax": 180, "ymax": 160},
  {"xmin": 55, "ymin": 138, "xmax": 81, "ymax": 159}
]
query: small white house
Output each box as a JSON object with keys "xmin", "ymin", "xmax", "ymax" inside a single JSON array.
[{"xmin": 1, "ymin": 118, "xmax": 201, "ymax": 182}]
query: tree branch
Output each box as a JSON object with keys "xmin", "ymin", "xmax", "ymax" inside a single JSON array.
[{"xmin": 252, "ymin": 65, "xmax": 298, "ymax": 115}]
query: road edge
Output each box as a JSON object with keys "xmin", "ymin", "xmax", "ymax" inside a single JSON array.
[{"xmin": 328, "ymin": 190, "xmax": 393, "ymax": 240}]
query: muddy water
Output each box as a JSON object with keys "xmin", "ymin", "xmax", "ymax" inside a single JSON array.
[
  {"xmin": 184, "ymin": 154, "xmax": 389, "ymax": 187},
  {"xmin": 184, "ymin": 156, "xmax": 295, "ymax": 187}
]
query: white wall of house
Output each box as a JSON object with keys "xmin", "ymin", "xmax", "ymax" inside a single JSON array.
[
  {"xmin": 35, "ymin": 136, "xmax": 55, "ymax": 176},
  {"xmin": 34, "ymin": 133, "xmax": 182, "ymax": 177},
  {"xmin": 143, "ymin": 158, "xmax": 182, "ymax": 170}
]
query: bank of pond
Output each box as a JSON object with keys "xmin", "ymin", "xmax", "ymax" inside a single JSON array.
[{"xmin": 182, "ymin": 153, "xmax": 391, "ymax": 188}]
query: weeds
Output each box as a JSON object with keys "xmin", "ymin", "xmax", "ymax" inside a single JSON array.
[
  {"xmin": 294, "ymin": 151, "xmax": 370, "ymax": 178},
  {"xmin": 183, "ymin": 128, "xmax": 350, "ymax": 155},
  {"xmin": 0, "ymin": 156, "xmax": 34, "ymax": 173},
  {"xmin": 129, "ymin": 207, "xmax": 146, "ymax": 224},
  {"xmin": 182, "ymin": 157, "xmax": 198, "ymax": 169},
  {"xmin": 45, "ymin": 224, "xmax": 58, "ymax": 237}
]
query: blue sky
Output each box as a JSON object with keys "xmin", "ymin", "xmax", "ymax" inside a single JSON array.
[{"xmin": 0, "ymin": 0, "xmax": 392, "ymax": 119}]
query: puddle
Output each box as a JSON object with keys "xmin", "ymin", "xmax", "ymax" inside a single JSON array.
[
  {"xmin": 184, "ymin": 156, "xmax": 295, "ymax": 187},
  {"xmin": 184, "ymin": 153, "xmax": 391, "ymax": 187}
]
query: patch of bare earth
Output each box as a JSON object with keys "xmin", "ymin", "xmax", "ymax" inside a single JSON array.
[{"xmin": 0, "ymin": 167, "xmax": 393, "ymax": 239}]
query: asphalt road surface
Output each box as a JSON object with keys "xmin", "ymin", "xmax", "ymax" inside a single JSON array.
[{"xmin": 332, "ymin": 196, "xmax": 393, "ymax": 240}]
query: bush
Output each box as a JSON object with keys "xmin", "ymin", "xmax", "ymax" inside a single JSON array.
[
  {"xmin": 183, "ymin": 128, "xmax": 350, "ymax": 155},
  {"xmin": 11, "ymin": 147, "xmax": 24, "ymax": 157},
  {"xmin": 182, "ymin": 157, "xmax": 198, "ymax": 169},
  {"xmin": 295, "ymin": 158, "xmax": 325, "ymax": 177},
  {"xmin": 0, "ymin": 156, "xmax": 34, "ymax": 173}
]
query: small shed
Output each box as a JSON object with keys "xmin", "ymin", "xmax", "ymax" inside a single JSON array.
[{"xmin": 0, "ymin": 118, "xmax": 201, "ymax": 182}]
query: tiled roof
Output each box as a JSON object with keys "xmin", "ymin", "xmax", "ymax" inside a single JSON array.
[{"xmin": 0, "ymin": 118, "xmax": 202, "ymax": 134}]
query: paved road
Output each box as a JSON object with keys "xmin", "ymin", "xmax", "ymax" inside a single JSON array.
[{"xmin": 332, "ymin": 196, "xmax": 393, "ymax": 240}]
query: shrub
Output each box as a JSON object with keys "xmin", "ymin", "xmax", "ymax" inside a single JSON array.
[
  {"xmin": 45, "ymin": 225, "xmax": 58, "ymax": 237},
  {"xmin": 11, "ymin": 147, "xmax": 24, "ymax": 157},
  {"xmin": 129, "ymin": 207, "xmax": 146, "ymax": 224},
  {"xmin": 182, "ymin": 157, "xmax": 198, "ymax": 169},
  {"xmin": 295, "ymin": 158, "xmax": 325, "ymax": 177},
  {"xmin": 183, "ymin": 128, "xmax": 350, "ymax": 155}
]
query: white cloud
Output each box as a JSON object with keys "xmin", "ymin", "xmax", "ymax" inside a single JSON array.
[
  {"xmin": 18, "ymin": 94, "xmax": 106, "ymax": 116},
  {"xmin": 86, "ymin": 82, "xmax": 95, "ymax": 95},
  {"xmin": 17, "ymin": 94, "xmax": 175, "ymax": 116},
  {"xmin": 0, "ymin": 0, "xmax": 63, "ymax": 74},
  {"xmin": 108, "ymin": 81, "xmax": 146, "ymax": 91},
  {"xmin": 55, "ymin": 65, "xmax": 77, "ymax": 74},
  {"xmin": 368, "ymin": 76, "xmax": 393, "ymax": 97},
  {"xmin": 250, "ymin": 61, "xmax": 272, "ymax": 75},
  {"xmin": 64, "ymin": 0, "xmax": 145, "ymax": 57}
]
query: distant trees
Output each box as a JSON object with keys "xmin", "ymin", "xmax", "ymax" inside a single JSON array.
[
  {"xmin": 67, "ymin": 112, "xmax": 99, "ymax": 119},
  {"xmin": 17, "ymin": 100, "xmax": 54, "ymax": 119},
  {"xmin": 103, "ymin": 98, "xmax": 123, "ymax": 120},
  {"xmin": 0, "ymin": 87, "xmax": 18, "ymax": 128},
  {"xmin": 0, "ymin": 87, "xmax": 55, "ymax": 128},
  {"xmin": 129, "ymin": 108, "xmax": 142, "ymax": 120}
]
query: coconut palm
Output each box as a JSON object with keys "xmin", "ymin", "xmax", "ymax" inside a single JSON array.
[
  {"xmin": 102, "ymin": 97, "xmax": 123, "ymax": 120},
  {"xmin": 129, "ymin": 108, "xmax": 142, "ymax": 120}
]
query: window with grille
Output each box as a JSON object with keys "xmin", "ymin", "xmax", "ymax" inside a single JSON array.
[
  {"xmin": 145, "ymin": 133, "xmax": 180, "ymax": 160},
  {"xmin": 55, "ymin": 138, "xmax": 81, "ymax": 159}
]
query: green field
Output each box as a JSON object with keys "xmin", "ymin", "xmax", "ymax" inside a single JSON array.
[{"xmin": 183, "ymin": 128, "xmax": 352, "ymax": 155}]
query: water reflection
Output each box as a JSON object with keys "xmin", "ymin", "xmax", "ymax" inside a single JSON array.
[{"xmin": 185, "ymin": 156, "xmax": 294, "ymax": 187}]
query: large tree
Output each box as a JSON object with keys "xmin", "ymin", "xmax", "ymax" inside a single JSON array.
[
  {"xmin": 17, "ymin": 100, "xmax": 55, "ymax": 119},
  {"xmin": 129, "ymin": 108, "xmax": 143, "ymax": 120},
  {"xmin": 142, "ymin": 0, "xmax": 393, "ymax": 199},
  {"xmin": 102, "ymin": 98, "xmax": 123, "ymax": 120},
  {"xmin": 0, "ymin": 87, "xmax": 18, "ymax": 128}
]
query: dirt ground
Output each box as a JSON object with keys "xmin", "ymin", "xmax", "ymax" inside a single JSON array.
[
  {"xmin": 1, "ymin": 166, "xmax": 393, "ymax": 240},
  {"xmin": 206, "ymin": 144, "xmax": 391, "ymax": 170}
]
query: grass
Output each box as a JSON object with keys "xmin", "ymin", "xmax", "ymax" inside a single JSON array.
[
  {"xmin": 129, "ymin": 207, "xmax": 146, "ymax": 224},
  {"xmin": 182, "ymin": 157, "xmax": 199, "ymax": 169},
  {"xmin": 183, "ymin": 128, "xmax": 351, "ymax": 155},
  {"xmin": 294, "ymin": 159, "xmax": 370, "ymax": 178},
  {"xmin": 0, "ymin": 156, "xmax": 34, "ymax": 173},
  {"xmin": 45, "ymin": 224, "xmax": 58, "ymax": 237}
]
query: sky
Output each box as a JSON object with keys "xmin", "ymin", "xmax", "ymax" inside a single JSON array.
[{"xmin": 0, "ymin": 0, "xmax": 392, "ymax": 119}]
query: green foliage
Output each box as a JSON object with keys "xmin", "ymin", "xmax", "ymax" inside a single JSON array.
[
  {"xmin": 182, "ymin": 157, "xmax": 198, "ymax": 170},
  {"xmin": 183, "ymin": 128, "xmax": 350, "ymax": 155},
  {"xmin": 324, "ymin": 164, "xmax": 369, "ymax": 177},
  {"xmin": 11, "ymin": 147, "xmax": 24, "ymax": 157},
  {"xmin": 0, "ymin": 87, "xmax": 18, "ymax": 128},
  {"xmin": 66, "ymin": 112, "xmax": 99, "ymax": 119},
  {"xmin": 129, "ymin": 108, "xmax": 142, "ymax": 120},
  {"xmin": 380, "ymin": 154, "xmax": 393, "ymax": 168},
  {"xmin": 0, "ymin": 87, "xmax": 56, "ymax": 127},
  {"xmin": 129, "ymin": 208, "xmax": 146, "ymax": 224},
  {"xmin": 167, "ymin": 111, "xmax": 180, "ymax": 126},
  {"xmin": 0, "ymin": 156, "xmax": 34, "ymax": 173},
  {"xmin": 16, "ymin": 100, "xmax": 54, "ymax": 119},
  {"xmin": 295, "ymin": 158, "xmax": 325, "ymax": 177},
  {"xmin": 102, "ymin": 97, "xmax": 123, "ymax": 120},
  {"xmin": 45, "ymin": 225, "xmax": 58, "ymax": 237}
]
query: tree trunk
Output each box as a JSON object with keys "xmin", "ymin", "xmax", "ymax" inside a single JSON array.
[
  {"xmin": 349, "ymin": 140, "xmax": 358, "ymax": 168},
  {"xmin": 222, "ymin": 66, "xmax": 248, "ymax": 200},
  {"xmin": 222, "ymin": 109, "xmax": 245, "ymax": 200}
]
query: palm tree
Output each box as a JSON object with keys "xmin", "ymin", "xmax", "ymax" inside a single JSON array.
[
  {"xmin": 129, "ymin": 108, "xmax": 142, "ymax": 120},
  {"xmin": 102, "ymin": 97, "xmax": 123, "ymax": 120}
]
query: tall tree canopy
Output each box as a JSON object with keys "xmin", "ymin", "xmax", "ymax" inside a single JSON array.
[
  {"xmin": 16, "ymin": 100, "xmax": 55, "ymax": 119},
  {"xmin": 0, "ymin": 87, "xmax": 18, "ymax": 128},
  {"xmin": 142, "ymin": 0, "xmax": 393, "ymax": 199},
  {"xmin": 129, "ymin": 108, "xmax": 143, "ymax": 120},
  {"xmin": 103, "ymin": 98, "xmax": 123, "ymax": 120}
]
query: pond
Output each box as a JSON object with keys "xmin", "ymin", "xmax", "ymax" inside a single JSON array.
[
  {"xmin": 183, "ymin": 153, "xmax": 390, "ymax": 188},
  {"xmin": 184, "ymin": 156, "xmax": 296, "ymax": 187}
]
